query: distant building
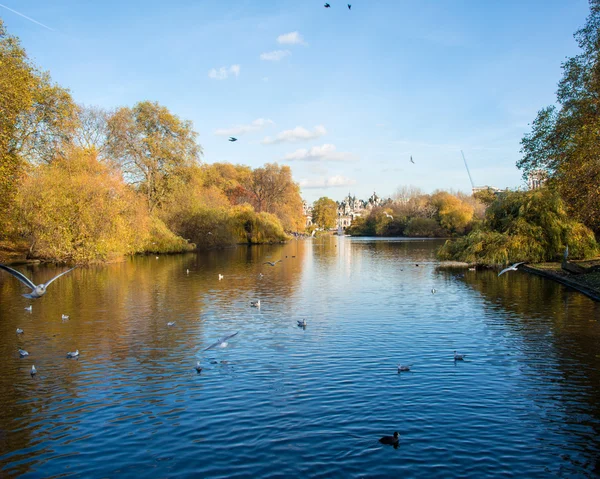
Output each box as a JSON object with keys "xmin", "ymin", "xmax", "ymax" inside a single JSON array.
[
  {"xmin": 472, "ymin": 186, "xmax": 502, "ymax": 195},
  {"xmin": 302, "ymin": 200, "xmax": 313, "ymax": 227},
  {"xmin": 527, "ymin": 169, "xmax": 547, "ymax": 190},
  {"xmin": 335, "ymin": 192, "xmax": 390, "ymax": 229}
]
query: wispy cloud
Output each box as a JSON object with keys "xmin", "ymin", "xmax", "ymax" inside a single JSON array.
[
  {"xmin": 262, "ymin": 125, "xmax": 326, "ymax": 145},
  {"xmin": 277, "ymin": 31, "xmax": 307, "ymax": 46},
  {"xmin": 260, "ymin": 50, "xmax": 291, "ymax": 61},
  {"xmin": 0, "ymin": 3, "xmax": 54, "ymax": 31},
  {"xmin": 208, "ymin": 64, "xmax": 241, "ymax": 80},
  {"xmin": 214, "ymin": 118, "xmax": 274, "ymax": 136},
  {"xmin": 282, "ymin": 144, "xmax": 357, "ymax": 162},
  {"xmin": 300, "ymin": 175, "xmax": 357, "ymax": 189}
]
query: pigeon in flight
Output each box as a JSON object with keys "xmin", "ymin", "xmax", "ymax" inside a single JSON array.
[
  {"xmin": 324, "ymin": 3, "xmax": 331, "ymax": 7},
  {"xmin": 410, "ymin": 156, "xmax": 415, "ymax": 164},
  {"xmin": 498, "ymin": 262, "xmax": 526, "ymax": 277},
  {"xmin": 203, "ymin": 332, "xmax": 239, "ymax": 351},
  {"xmin": 0, "ymin": 264, "xmax": 77, "ymax": 299},
  {"xmin": 263, "ymin": 260, "xmax": 282, "ymax": 267},
  {"xmin": 229, "ymin": 137, "xmax": 238, "ymax": 142}
]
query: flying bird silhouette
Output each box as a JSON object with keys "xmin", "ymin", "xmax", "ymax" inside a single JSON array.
[
  {"xmin": 0, "ymin": 264, "xmax": 76, "ymax": 299},
  {"xmin": 498, "ymin": 262, "xmax": 526, "ymax": 277},
  {"xmin": 229, "ymin": 137, "xmax": 238, "ymax": 142},
  {"xmin": 348, "ymin": 4, "xmax": 351, "ymax": 9},
  {"xmin": 324, "ymin": 3, "xmax": 330, "ymax": 7},
  {"xmin": 410, "ymin": 156, "xmax": 415, "ymax": 164},
  {"xmin": 263, "ymin": 260, "xmax": 282, "ymax": 267},
  {"xmin": 203, "ymin": 332, "xmax": 239, "ymax": 351},
  {"xmin": 384, "ymin": 213, "xmax": 393, "ymax": 219}
]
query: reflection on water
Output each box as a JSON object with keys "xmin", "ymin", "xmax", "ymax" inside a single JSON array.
[{"xmin": 1, "ymin": 238, "xmax": 599, "ymax": 478}]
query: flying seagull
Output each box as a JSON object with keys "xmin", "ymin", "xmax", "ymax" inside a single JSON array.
[
  {"xmin": 203, "ymin": 332, "xmax": 239, "ymax": 351},
  {"xmin": 167, "ymin": 321, "xmax": 176, "ymax": 327},
  {"xmin": 264, "ymin": 260, "xmax": 282, "ymax": 267},
  {"xmin": 229, "ymin": 137, "xmax": 238, "ymax": 142},
  {"xmin": 384, "ymin": 213, "xmax": 393, "ymax": 219},
  {"xmin": 498, "ymin": 262, "xmax": 526, "ymax": 277},
  {"xmin": 0, "ymin": 264, "xmax": 77, "ymax": 299},
  {"xmin": 410, "ymin": 156, "xmax": 415, "ymax": 164},
  {"xmin": 348, "ymin": 4, "xmax": 351, "ymax": 9},
  {"xmin": 324, "ymin": 3, "xmax": 330, "ymax": 7}
]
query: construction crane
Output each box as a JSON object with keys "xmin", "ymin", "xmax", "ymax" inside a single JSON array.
[{"xmin": 461, "ymin": 150, "xmax": 475, "ymax": 190}]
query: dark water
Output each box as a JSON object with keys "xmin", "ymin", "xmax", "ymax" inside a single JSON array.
[{"xmin": 1, "ymin": 238, "xmax": 600, "ymax": 478}]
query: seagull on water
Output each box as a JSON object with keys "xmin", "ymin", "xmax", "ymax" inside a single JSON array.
[
  {"xmin": 454, "ymin": 350, "xmax": 466, "ymax": 361},
  {"xmin": 431, "ymin": 288, "xmax": 437, "ymax": 294},
  {"xmin": 194, "ymin": 361, "xmax": 202, "ymax": 373},
  {"xmin": 263, "ymin": 260, "xmax": 282, "ymax": 267},
  {"xmin": 16, "ymin": 328, "xmax": 24, "ymax": 334},
  {"xmin": 297, "ymin": 319, "xmax": 307, "ymax": 327},
  {"xmin": 67, "ymin": 349, "xmax": 79, "ymax": 359},
  {"xmin": 250, "ymin": 300, "xmax": 260, "ymax": 308},
  {"xmin": 218, "ymin": 274, "xmax": 224, "ymax": 280},
  {"xmin": 25, "ymin": 305, "xmax": 32, "ymax": 312},
  {"xmin": 203, "ymin": 332, "xmax": 239, "ymax": 351},
  {"xmin": 0, "ymin": 264, "xmax": 77, "ymax": 299},
  {"xmin": 31, "ymin": 365, "xmax": 37, "ymax": 376},
  {"xmin": 167, "ymin": 321, "xmax": 176, "ymax": 327},
  {"xmin": 398, "ymin": 364, "xmax": 412, "ymax": 372},
  {"xmin": 19, "ymin": 349, "xmax": 29, "ymax": 358},
  {"xmin": 498, "ymin": 262, "xmax": 526, "ymax": 277},
  {"xmin": 62, "ymin": 314, "xmax": 69, "ymax": 321}
]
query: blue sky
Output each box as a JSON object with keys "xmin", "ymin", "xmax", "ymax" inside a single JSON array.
[{"xmin": 0, "ymin": 0, "xmax": 590, "ymax": 202}]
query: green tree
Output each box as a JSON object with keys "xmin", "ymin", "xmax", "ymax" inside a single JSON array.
[
  {"xmin": 106, "ymin": 101, "xmax": 202, "ymax": 211},
  {"xmin": 312, "ymin": 197, "xmax": 337, "ymax": 229},
  {"xmin": 518, "ymin": 0, "xmax": 600, "ymax": 232}
]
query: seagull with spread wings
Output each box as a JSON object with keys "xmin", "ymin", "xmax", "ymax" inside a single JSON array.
[
  {"xmin": 203, "ymin": 332, "xmax": 239, "ymax": 351},
  {"xmin": 0, "ymin": 264, "xmax": 77, "ymax": 299},
  {"xmin": 498, "ymin": 262, "xmax": 526, "ymax": 277},
  {"xmin": 263, "ymin": 260, "xmax": 282, "ymax": 267}
]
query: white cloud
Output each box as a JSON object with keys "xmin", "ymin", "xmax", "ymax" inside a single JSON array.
[
  {"xmin": 300, "ymin": 175, "xmax": 357, "ymax": 189},
  {"xmin": 277, "ymin": 31, "xmax": 307, "ymax": 45},
  {"xmin": 214, "ymin": 118, "xmax": 274, "ymax": 136},
  {"xmin": 208, "ymin": 64, "xmax": 241, "ymax": 80},
  {"xmin": 262, "ymin": 125, "xmax": 326, "ymax": 145},
  {"xmin": 260, "ymin": 50, "xmax": 291, "ymax": 61},
  {"xmin": 282, "ymin": 144, "xmax": 357, "ymax": 162}
]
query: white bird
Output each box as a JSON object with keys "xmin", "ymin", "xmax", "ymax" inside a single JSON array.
[
  {"xmin": 311, "ymin": 230, "xmax": 316, "ymax": 237},
  {"xmin": 218, "ymin": 274, "xmax": 224, "ymax": 280},
  {"xmin": 250, "ymin": 300, "xmax": 260, "ymax": 308},
  {"xmin": 203, "ymin": 332, "xmax": 239, "ymax": 351},
  {"xmin": 31, "ymin": 365, "xmax": 37, "ymax": 376},
  {"xmin": 167, "ymin": 321, "xmax": 176, "ymax": 327},
  {"xmin": 263, "ymin": 260, "xmax": 282, "ymax": 267},
  {"xmin": 258, "ymin": 273, "xmax": 264, "ymax": 279},
  {"xmin": 194, "ymin": 361, "xmax": 202, "ymax": 373},
  {"xmin": 384, "ymin": 213, "xmax": 393, "ymax": 219},
  {"xmin": 397, "ymin": 364, "xmax": 412, "ymax": 372},
  {"xmin": 16, "ymin": 328, "xmax": 24, "ymax": 334},
  {"xmin": 498, "ymin": 262, "xmax": 526, "ymax": 277},
  {"xmin": 454, "ymin": 350, "xmax": 466, "ymax": 360},
  {"xmin": 62, "ymin": 314, "xmax": 69, "ymax": 321},
  {"xmin": 24, "ymin": 305, "xmax": 32, "ymax": 312},
  {"xmin": 67, "ymin": 349, "xmax": 79, "ymax": 358},
  {"xmin": 19, "ymin": 349, "xmax": 29, "ymax": 357},
  {"xmin": 297, "ymin": 319, "xmax": 307, "ymax": 327},
  {"xmin": 186, "ymin": 269, "xmax": 190, "ymax": 274},
  {"xmin": 468, "ymin": 267, "xmax": 476, "ymax": 271},
  {"xmin": 156, "ymin": 256, "xmax": 159, "ymax": 260},
  {"xmin": 0, "ymin": 264, "xmax": 77, "ymax": 299}
]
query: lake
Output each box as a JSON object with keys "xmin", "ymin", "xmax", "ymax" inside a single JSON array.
[{"xmin": 1, "ymin": 237, "xmax": 600, "ymax": 478}]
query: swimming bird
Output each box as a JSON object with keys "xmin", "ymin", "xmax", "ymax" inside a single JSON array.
[
  {"xmin": 16, "ymin": 328, "xmax": 23, "ymax": 334},
  {"xmin": 297, "ymin": 319, "xmax": 307, "ymax": 327},
  {"xmin": 218, "ymin": 274, "xmax": 224, "ymax": 280},
  {"xmin": 62, "ymin": 314, "xmax": 69, "ymax": 321},
  {"xmin": 0, "ymin": 264, "xmax": 77, "ymax": 299},
  {"xmin": 468, "ymin": 267, "xmax": 476, "ymax": 271},
  {"xmin": 498, "ymin": 262, "xmax": 526, "ymax": 277},
  {"xmin": 431, "ymin": 288, "xmax": 437, "ymax": 294},
  {"xmin": 384, "ymin": 213, "xmax": 393, "ymax": 219},
  {"xmin": 194, "ymin": 361, "xmax": 202, "ymax": 373},
  {"xmin": 258, "ymin": 273, "xmax": 264, "ymax": 279},
  {"xmin": 324, "ymin": 2, "xmax": 330, "ymax": 7},
  {"xmin": 379, "ymin": 432, "xmax": 399, "ymax": 445},
  {"xmin": 167, "ymin": 321, "xmax": 176, "ymax": 327},
  {"xmin": 31, "ymin": 365, "xmax": 37, "ymax": 376},
  {"xmin": 187, "ymin": 269, "xmax": 190, "ymax": 275},
  {"xmin": 410, "ymin": 156, "xmax": 414, "ymax": 164},
  {"xmin": 67, "ymin": 349, "xmax": 79, "ymax": 359},
  {"xmin": 250, "ymin": 300, "xmax": 260, "ymax": 308},
  {"xmin": 454, "ymin": 350, "xmax": 466, "ymax": 360},
  {"xmin": 25, "ymin": 305, "xmax": 32, "ymax": 312},
  {"xmin": 229, "ymin": 137, "xmax": 238, "ymax": 142},
  {"xmin": 19, "ymin": 349, "xmax": 29, "ymax": 358},
  {"xmin": 203, "ymin": 332, "xmax": 239, "ymax": 351},
  {"xmin": 397, "ymin": 364, "xmax": 412, "ymax": 372},
  {"xmin": 263, "ymin": 260, "xmax": 282, "ymax": 267}
]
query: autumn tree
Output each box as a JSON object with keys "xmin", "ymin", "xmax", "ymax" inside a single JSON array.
[
  {"xmin": 518, "ymin": 0, "xmax": 600, "ymax": 232},
  {"xmin": 106, "ymin": 101, "xmax": 202, "ymax": 211},
  {"xmin": 431, "ymin": 192, "xmax": 474, "ymax": 234},
  {"xmin": 312, "ymin": 197, "xmax": 337, "ymax": 229}
]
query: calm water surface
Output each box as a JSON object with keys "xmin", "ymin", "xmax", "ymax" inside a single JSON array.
[{"xmin": 1, "ymin": 238, "xmax": 600, "ymax": 478}]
